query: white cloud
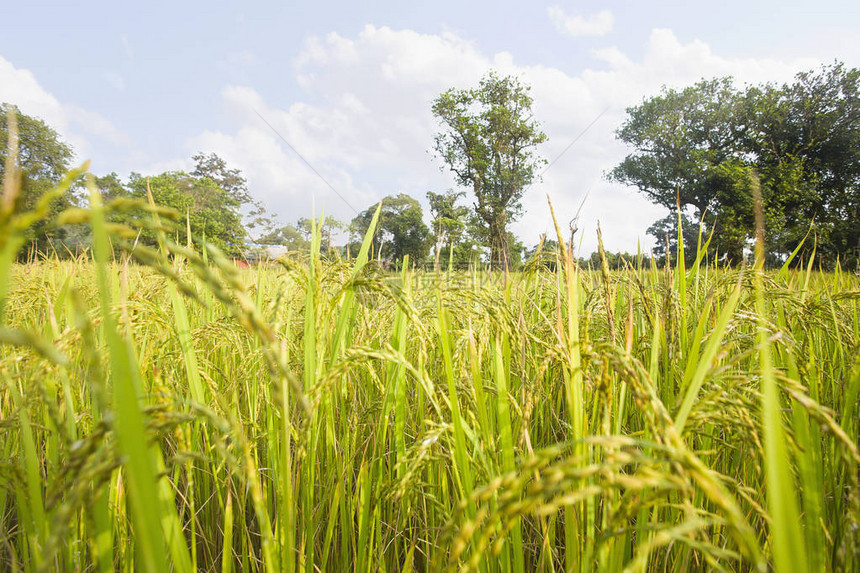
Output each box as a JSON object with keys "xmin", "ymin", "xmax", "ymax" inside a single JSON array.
[
  {"xmin": 0, "ymin": 56, "xmax": 67, "ymax": 132},
  {"xmin": 0, "ymin": 55, "xmax": 132, "ymax": 166},
  {"xmin": 188, "ymin": 26, "xmax": 494, "ymax": 235},
  {"xmin": 548, "ymin": 7, "xmax": 614, "ymax": 38},
  {"xmin": 175, "ymin": 27, "xmax": 824, "ymax": 253},
  {"xmin": 591, "ymin": 46, "xmax": 632, "ymax": 69},
  {"xmin": 66, "ymin": 105, "xmax": 131, "ymax": 147}
]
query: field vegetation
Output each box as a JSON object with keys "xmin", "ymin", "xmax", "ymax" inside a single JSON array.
[
  {"xmin": 1, "ymin": 168, "xmax": 858, "ymax": 571},
  {"xmin": 2, "ymin": 62, "xmax": 859, "ymax": 572}
]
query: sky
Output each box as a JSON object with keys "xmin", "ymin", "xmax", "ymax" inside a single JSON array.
[{"xmin": 2, "ymin": 0, "xmax": 858, "ymax": 255}]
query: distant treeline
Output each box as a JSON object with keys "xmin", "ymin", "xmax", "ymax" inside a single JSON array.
[{"xmin": 2, "ymin": 61, "xmax": 857, "ymax": 268}]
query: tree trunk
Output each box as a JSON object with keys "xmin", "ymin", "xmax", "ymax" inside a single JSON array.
[{"xmin": 488, "ymin": 217, "xmax": 509, "ymax": 270}]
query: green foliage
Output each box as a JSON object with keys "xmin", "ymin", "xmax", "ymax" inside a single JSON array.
[
  {"xmin": 526, "ymin": 236, "xmax": 645, "ymax": 272},
  {"xmin": 1, "ymin": 163, "xmax": 859, "ymax": 570},
  {"xmin": 432, "ymin": 72, "xmax": 547, "ymax": 266},
  {"xmin": 427, "ymin": 190, "xmax": 469, "ymax": 253},
  {"xmin": 426, "ymin": 190, "xmax": 492, "ymax": 268},
  {"xmin": 349, "ymin": 193, "xmax": 430, "ymax": 263},
  {"xmin": 524, "ymin": 234, "xmax": 561, "ymax": 270},
  {"xmin": 744, "ymin": 64, "xmax": 860, "ymax": 265},
  {"xmin": 581, "ymin": 249, "xmax": 639, "ymax": 270},
  {"xmin": 0, "ymin": 103, "xmax": 77, "ymax": 253},
  {"xmin": 256, "ymin": 223, "xmax": 309, "ymax": 251},
  {"xmin": 0, "ymin": 108, "xmax": 260, "ymax": 258},
  {"xmin": 611, "ymin": 62, "xmax": 860, "ymax": 267},
  {"xmin": 192, "ymin": 152, "xmax": 251, "ymax": 204},
  {"xmin": 646, "ymin": 213, "xmax": 700, "ymax": 266},
  {"xmin": 257, "ymin": 216, "xmax": 344, "ymax": 254},
  {"xmin": 505, "ymin": 230, "xmax": 526, "ymax": 270},
  {"xmin": 0, "ymin": 103, "xmax": 73, "ymax": 183},
  {"xmin": 610, "ymin": 77, "xmax": 754, "ymax": 262},
  {"xmin": 192, "ymin": 152, "xmax": 276, "ymax": 235},
  {"xmin": 297, "ymin": 215, "xmax": 344, "ymax": 251},
  {"xmin": 92, "ymin": 172, "xmax": 127, "ymax": 203},
  {"xmin": 3, "ymin": 221, "xmax": 858, "ymax": 570},
  {"xmin": 125, "ymin": 171, "xmax": 246, "ymax": 255}
]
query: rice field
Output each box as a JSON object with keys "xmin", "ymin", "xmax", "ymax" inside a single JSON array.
[{"xmin": 1, "ymin": 186, "xmax": 858, "ymax": 572}]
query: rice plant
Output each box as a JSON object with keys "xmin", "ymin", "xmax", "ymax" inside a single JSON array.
[{"xmin": 1, "ymin": 158, "xmax": 858, "ymax": 571}]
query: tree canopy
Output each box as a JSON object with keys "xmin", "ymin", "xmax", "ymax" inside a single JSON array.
[
  {"xmin": 350, "ymin": 194, "xmax": 430, "ymax": 263},
  {"xmin": 427, "ymin": 190, "xmax": 467, "ymax": 255},
  {"xmin": 1, "ymin": 104, "xmax": 73, "ymax": 184},
  {"xmin": 1, "ymin": 104, "xmax": 257, "ymax": 257},
  {"xmin": 256, "ymin": 224, "xmax": 309, "ymax": 252},
  {"xmin": 95, "ymin": 154, "xmax": 257, "ymax": 257},
  {"xmin": 1, "ymin": 103, "xmax": 77, "ymax": 252},
  {"xmin": 432, "ymin": 72, "xmax": 547, "ymax": 267},
  {"xmin": 257, "ymin": 215, "xmax": 344, "ymax": 254},
  {"xmin": 611, "ymin": 62, "xmax": 860, "ymax": 267},
  {"xmin": 124, "ymin": 170, "xmax": 246, "ymax": 255},
  {"xmin": 192, "ymin": 152, "xmax": 275, "ymax": 234},
  {"xmin": 192, "ymin": 152, "xmax": 251, "ymax": 205}
]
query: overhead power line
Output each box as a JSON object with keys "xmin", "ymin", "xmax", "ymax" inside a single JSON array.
[
  {"xmin": 542, "ymin": 106, "xmax": 609, "ymax": 177},
  {"xmin": 254, "ymin": 109, "xmax": 359, "ymax": 214}
]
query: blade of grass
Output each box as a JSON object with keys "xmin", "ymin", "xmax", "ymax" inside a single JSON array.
[
  {"xmin": 751, "ymin": 172, "xmax": 809, "ymax": 573},
  {"xmin": 88, "ymin": 178, "xmax": 175, "ymax": 573},
  {"xmin": 675, "ymin": 279, "xmax": 742, "ymax": 434},
  {"xmin": 492, "ymin": 335, "xmax": 524, "ymax": 573}
]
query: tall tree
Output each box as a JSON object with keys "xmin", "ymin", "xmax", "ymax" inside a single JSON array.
[
  {"xmin": 297, "ymin": 215, "xmax": 344, "ymax": 251},
  {"xmin": 192, "ymin": 151, "xmax": 275, "ymax": 234},
  {"xmin": 611, "ymin": 63, "xmax": 860, "ymax": 267},
  {"xmin": 93, "ymin": 172, "xmax": 127, "ymax": 203},
  {"xmin": 742, "ymin": 63, "xmax": 860, "ymax": 263},
  {"xmin": 609, "ymin": 78, "xmax": 752, "ymax": 261},
  {"xmin": 192, "ymin": 152, "xmax": 251, "ymax": 204},
  {"xmin": 1, "ymin": 103, "xmax": 76, "ymax": 252},
  {"xmin": 432, "ymin": 72, "xmax": 547, "ymax": 267},
  {"xmin": 426, "ymin": 190, "xmax": 469, "ymax": 259},
  {"xmin": 646, "ymin": 213, "xmax": 701, "ymax": 266},
  {"xmin": 256, "ymin": 223, "xmax": 309, "ymax": 251},
  {"xmin": 349, "ymin": 194, "xmax": 430, "ymax": 263},
  {"xmin": 127, "ymin": 171, "xmax": 246, "ymax": 255}
]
